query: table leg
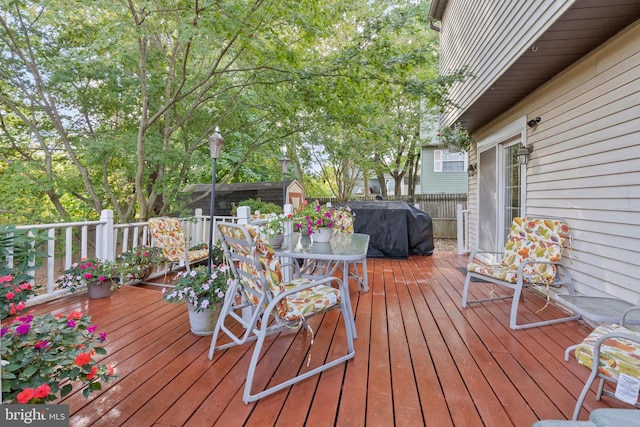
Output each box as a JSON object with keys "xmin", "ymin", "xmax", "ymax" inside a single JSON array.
[{"xmin": 342, "ymin": 260, "xmax": 358, "ymax": 339}]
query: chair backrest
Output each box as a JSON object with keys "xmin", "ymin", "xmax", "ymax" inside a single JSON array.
[
  {"xmin": 148, "ymin": 217, "xmax": 187, "ymax": 261},
  {"xmin": 501, "ymin": 217, "xmax": 570, "ymax": 283},
  {"xmin": 217, "ymin": 222, "xmax": 289, "ymax": 318}
]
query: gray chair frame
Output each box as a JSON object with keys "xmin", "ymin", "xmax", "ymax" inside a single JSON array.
[
  {"xmin": 568, "ymin": 306, "xmax": 640, "ymax": 420},
  {"xmin": 461, "ymin": 217, "xmax": 580, "ymax": 330},
  {"xmin": 208, "ymin": 222, "xmax": 355, "ymax": 404}
]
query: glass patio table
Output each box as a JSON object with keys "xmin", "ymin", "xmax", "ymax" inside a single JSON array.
[{"xmin": 275, "ymin": 232, "xmax": 370, "ymax": 339}]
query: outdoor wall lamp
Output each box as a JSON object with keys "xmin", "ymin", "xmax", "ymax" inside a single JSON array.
[
  {"xmin": 279, "ymin": 155, "xmax": 290, "ymax": 206},
  {"xmin": 517, "ymin": 144, "xmax": 531, "ymax": 165},
  {"xmin": 208, "ymin": 127, "xmax": 224, "ymax": 274},
  {"xmin": 527, "ymin": 117, "xmax": 541, "ymax": 128},
  {"xmin": 467, "ymin": 163, "xmax": 476, "ymax": 177}
]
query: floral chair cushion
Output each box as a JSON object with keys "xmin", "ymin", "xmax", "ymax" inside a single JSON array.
[
  {"xmin": 148, "ymin": 217, "xmax": 208, "ymax": 262},
  {"xmin": 332, "ymin": 209, "xmax": 355, "ymax": 233},
  {"xmin": 218, "ymin": 223, "xmax": 340, "ymax": 321},
  {"xmin": 467, "ymin": 217, "xmax": 569, "ymax": 285},
  {"xmin": 575, "ymin": 323, "xmax": 640, "ymax": 381}
]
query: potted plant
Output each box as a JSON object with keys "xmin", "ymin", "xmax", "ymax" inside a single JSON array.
[
  {"xmin": 56, "ymin": 258, "xmax": 122, "ymax": 299},
  {"xmin": 292, "ymin": 200, "xmax": 346, "ymax": 243},
  {"xmin": 117, "ymin": 246, "xmax": 167, "ymax": 281},
  {"xmin": 1, "ymin": 310, "xmax": 117, "ymax": 403},
  {"xmin": 439, "ymin": 122, "xmax": 472, "ymax": 153},
  {"xmin": 261, "ymin": 214, "xmax": 288, "ymax": 248},
  {"xmin": 161, "ymin": 260, "xmax": 229, "ymax": 336}
]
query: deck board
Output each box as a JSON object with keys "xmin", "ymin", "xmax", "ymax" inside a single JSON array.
[{"xmin": 15, "ymin": 251, "xmax": 634, "ymax": 426}]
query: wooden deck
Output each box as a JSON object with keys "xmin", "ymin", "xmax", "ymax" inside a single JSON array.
[{"xmin": 23, "ymin": 251, "xmax": 631, "ymax": 426}]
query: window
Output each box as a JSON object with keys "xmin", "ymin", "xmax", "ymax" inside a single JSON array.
[{"xmin": 434, "ymin": 150, "xmax": 467, "ymax": 172}]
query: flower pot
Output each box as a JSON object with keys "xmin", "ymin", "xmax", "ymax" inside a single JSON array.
[
  {"xmin": 86, "ymin": 280, "xmax": 113, "ymax": 299},
  {"xmin": 313, "ymin": 227, "xmax": 333, "ymax": 243},
  {"xmin": 268, "ymin": 234, "xmax": 284, "ymax": 249},
  {"xmin": 187, "ymin": 302, "xmax": 222, "ymax": 336},
  {"xmin": 132, "ymin": 264, "xmax": 154, "ymax": 280}
]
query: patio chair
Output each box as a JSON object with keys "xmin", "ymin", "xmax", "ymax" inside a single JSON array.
[
  {"xmin": 208, "ymin": 222, "xmax": 355, "ymax": 404},
  {"xmin": 147, "ymin": 217, "xmax": 208, "ymax": 273},
  {"xmin": 568, "ymin": 307, "xmax": 640, "ymax": 420},
  {"xmin": 461, "ymin": 217, "xmax": 580, "ymax": 330}
]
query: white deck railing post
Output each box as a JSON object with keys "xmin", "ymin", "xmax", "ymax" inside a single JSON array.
[
  {"xmin": 99, "ymin": 209, "xmax": 115, "ymax": 261},
  {"xmin": 457, "ymin": 204, "xmax": 471, "ymax": 255},
  {"xmin": 237, "ymin": 206, "xmax": 251, "ymax": 225}
]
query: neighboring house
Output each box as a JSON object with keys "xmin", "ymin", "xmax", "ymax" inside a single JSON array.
[
  {"xmin": 429, "ymin": 1, "xmax": 640, "ymax": 301},
  {"xmin": 421, "ymin": 147, "xmax": 468, "ymax": 194},
  {"xmin": 420, "ymin": 111, "xmax": 469, "ymax": 194},
  {"xmin": 352, "ymin": 174, "xmax": 422, "ymax": 196}
]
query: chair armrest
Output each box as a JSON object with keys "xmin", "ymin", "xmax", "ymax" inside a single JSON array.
[
  {"xmin": 468, "ymin": 250, "xmax": 503, "ymax": 263},
  {"xmin": 621, "ymin": 306, "xmax": 640, "ymax": 326},
  {"xmin": 280, "ymin": 261, "xmax": 302, "ymax": 279}
]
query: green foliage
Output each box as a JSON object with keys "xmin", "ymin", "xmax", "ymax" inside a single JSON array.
[
  {"xmin": 0, "ymin": 225, "xmax": 49, "ymax": 283},
  {"xmin": 0, "ymin": 0, "xmax": 466, "ymax": 222},
  {"xmin": 162, "ymin": 264, "xmax": 228, "ymax": 312},
  {"xmin": 231, "ymin": 198, "xmax": 283, "ymax": 216},
  {"xmin": 439, "ymin": 123, "xmax": 473, "ymax": 152},
  {"xmin": 1, "ymin": 311, "xmax": 117, "ymax": 403}
]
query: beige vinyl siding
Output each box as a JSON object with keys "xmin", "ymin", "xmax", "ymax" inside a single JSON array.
[
  {"xmin": 439, "ymin": 0, "xmax": 575, "ymax": 126},
  {"xmin": 473, "ymin": 20, "xmax": 640, "ymax": 301}
]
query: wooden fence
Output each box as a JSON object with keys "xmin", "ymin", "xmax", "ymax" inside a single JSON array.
[{"xmin": 314, "ymin": 193, "xmax": 467, "ymax": 239}]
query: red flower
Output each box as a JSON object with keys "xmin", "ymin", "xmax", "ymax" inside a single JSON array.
[
  {"xmin": 67, "ymin": 310, "xmax": 83, "ymax": 320},
  {"xmin": 34, "ymin": 383, "xmax": 51, "ymax": 399},
  {"xmin": 86, "ymin": 366, "xmax": 98, "ymax": 380},
  {"xmin": 16, "ymin": 388, "xmax": 35, "ymax": 404},
  {"xmin": 74, "ymin": 352, "xmax": 92, "ymax": 367}
]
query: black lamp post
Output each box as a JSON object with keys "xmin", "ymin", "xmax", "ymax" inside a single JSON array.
[
  {"xmin": 208, "ymin": 128, "xmax": 224, "ymax": 274},
  {"xmin": 279, "ymin": 155, "xmax": 290, "ymax": 207}
]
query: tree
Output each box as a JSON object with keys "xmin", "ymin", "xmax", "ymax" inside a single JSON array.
[{"xmin": 0, "ymin": 0, "xmax": 466, "ymax": 223}]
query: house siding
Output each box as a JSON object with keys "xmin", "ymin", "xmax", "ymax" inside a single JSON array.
[
  {"xmin": 421, "ymin": 147, "xmax": 469, "ymax": 193},
  {"xmin": 472, "ymin": 20, "xmax": 640, "ymax": 301},
  {"xmin": 439, "ymin": 0, "xmax": 575, "ymax": 126}
]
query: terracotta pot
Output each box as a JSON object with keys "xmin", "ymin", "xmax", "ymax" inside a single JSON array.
[
  {"xmin": 187, "ymin": 302, "xmax": 223, "ymax": 336},
  {"xmin": 86, "ymin": 280, "xmax": 113, "ymax": 299}
]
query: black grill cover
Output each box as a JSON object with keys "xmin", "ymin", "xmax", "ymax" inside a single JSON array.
[{"xmin": 338, "ymin": 201, "xmax": 434, "ymax": 259}]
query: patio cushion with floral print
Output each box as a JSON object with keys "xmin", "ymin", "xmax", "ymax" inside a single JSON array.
[
  {"xmin": 218, "ymin": 224, "xmax": 340, "ymax": 321},
  {"xmin": 575, "ymin": 322, "xmax": 640, "ymax": 380},
  {"xmin": 148, "ymin": 217, "xmax": 208, "ymax": 262},
  {"xmin": 467, "ymin": 218, "xmax": 569, "ymax": 285}
]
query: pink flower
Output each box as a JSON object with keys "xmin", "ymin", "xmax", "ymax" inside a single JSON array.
[
  {"xmin": 0, "ymin": 274, "xmax": 12, "ymax": 283},
  {"xmin": 34, "ymin": 340, "xmax": 49, "ymax": 349},
  {"xmin": 5, "ymin": 291, "xmax": 15, "ymax": 300},
  {"xmin": 16, "ymin": 323, "xmax": 30, "ymax": 335}
]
